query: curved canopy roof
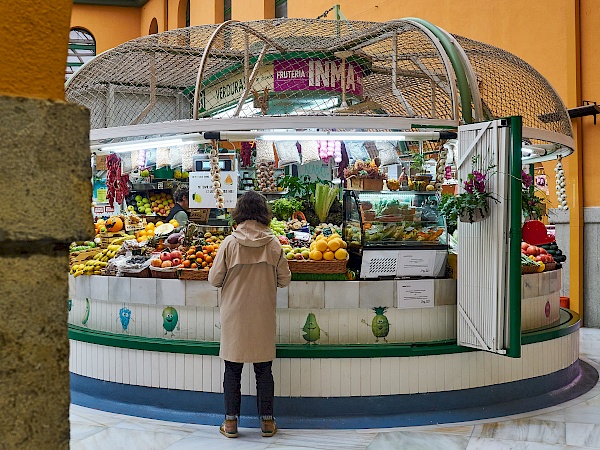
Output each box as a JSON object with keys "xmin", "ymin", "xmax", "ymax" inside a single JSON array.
[{"xmin": 66, "ymin": 18, "xmax": 573, "ymax": 159}]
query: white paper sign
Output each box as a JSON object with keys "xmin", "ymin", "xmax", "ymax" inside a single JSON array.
[
  {"xmin": 189, "ymin": 171, "xmax": 238, "ymax": 209},
  {"xmin": 397, "ymin": 250, "xmax": 436, "ymax": 277},
  {"xmin": 397, "ymin": 279, "xmax": 434, "ymax": 309}
]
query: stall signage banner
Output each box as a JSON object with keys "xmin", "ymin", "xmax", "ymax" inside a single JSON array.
[
  {"xmin": 199, "ymin": 66, "xmax": 273, "ymax": 116},
  {"xmin": 396, "ymin": 251, "xmax": 436, "ymax": 277},
  {"xmin": 189, "ymin": 171, "xmax": 238, "ymax": 209},
  {"xmin": 397, "ymin": 279, "xmax": 434, "ymax": 309},
  {"xmin": 273, "ymin": 59, "xmax": 364, "ymax": 96}
]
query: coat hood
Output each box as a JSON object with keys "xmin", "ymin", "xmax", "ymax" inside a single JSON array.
[{"xmin": 232, "ymin": 220, "xmax": 275, "ymax": 247}]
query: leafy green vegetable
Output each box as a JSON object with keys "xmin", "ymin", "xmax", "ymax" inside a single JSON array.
[
  {"xmin": 270, "ymin": 197, "xmax": 303, "ymax": 221},
  {"xmin": 314, "ymin": 183, "xmax": 340, "ymax": 224}
]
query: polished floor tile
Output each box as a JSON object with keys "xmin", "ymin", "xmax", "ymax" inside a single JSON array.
[{"xmin": 71, "ymin": 328, "xmax": 600, "ymax": 450}]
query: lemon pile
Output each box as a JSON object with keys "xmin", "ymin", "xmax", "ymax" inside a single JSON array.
[{"xmin": 309, "ymin": 233, "xmax": 348, "ymax": 261}]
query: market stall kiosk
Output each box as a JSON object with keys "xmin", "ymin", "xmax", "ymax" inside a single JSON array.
[{"xmin": 66, "ymin": 18, "xmax": 595, "ymax": 427}]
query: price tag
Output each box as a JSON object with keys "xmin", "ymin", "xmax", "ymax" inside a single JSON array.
[
  {"xmin": 93, "ymin": 206, "xmax": 104, "ymax": 214},
  {"xmin": 157, "ymin": 182, "xmax": 164, "ymax": 189},
  {"xmin": 293, "ymin": 231, "xmax": 311, "ymax": 242},
  {"xmin": 322, "ymin": 227, "xmax": 333, "ymax": 237},
  {"xmin": 105, "ymin": 206, "xmax": 115, "ymax": 213}
]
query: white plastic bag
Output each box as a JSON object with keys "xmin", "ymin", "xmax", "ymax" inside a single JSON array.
[
  {"xmin": 120, "ymin": 152, "xmax": 133, "ymax": 173},
  {"xmin": 255, "ymin": 140, "xmax": 275, "ymax": 163},
  {"xmin": 156, "ymin": 147, "xmax": 170, "ymax": 169},
  {"xmin": 376, "ymin": 141, "xmax": 400, "ymax": 166},
  {"xmin": 298, "ymin": 140, "xmax": 320, "ymax": 165},
  {"xmin": 181, "ymin": 144, "xmax": 197, "ymax": 172},
  {"xmin": 343, "ymin": 141, "xmax": 369, "ymax": 162},
  {"xmin": 169, "ymin": 146, "xmax": 182, "ymax": 167},
  {"xmin": 274, "ymin": 141, "xmax": 301, "ymax": 166}
]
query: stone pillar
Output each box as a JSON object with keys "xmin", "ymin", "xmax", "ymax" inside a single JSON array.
[
  {"xmin": 0, "ymin": 96, "xmax": 92, "ymax": 448},
  {"xmin": 548, "ymin": 208, "xmax": 571, "ymax": 298},
  {"xmin": 550, "ymin": 207, "xmax": 600, "ymax": 327}
]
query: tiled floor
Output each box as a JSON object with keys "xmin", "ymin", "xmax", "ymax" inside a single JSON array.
[{"xmin": 71, "ymin": 328, "xmax": 600, "ymax": 449}]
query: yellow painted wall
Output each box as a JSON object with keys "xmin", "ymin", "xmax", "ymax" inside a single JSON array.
[
  {"xmin": 71, "ymin": 5, "xmax": 141, "ymax": 54},
  {"xmin": 190, "ymin": 0, "xmax": 224, "ymax": 26},
  {"xmin": 141, "ymin": 0, "xmax": 167, "ymax": 35},
  {"xmin": 0, "ymin": 0, "xmax": 72, "ymax": 99},
  {"xmin": 232, "ymin": 0, "xmax": 274, "ymax": 21},
  {"xmin": 580, "ymin": 0, "xmax": 600, "ymax": 206}
]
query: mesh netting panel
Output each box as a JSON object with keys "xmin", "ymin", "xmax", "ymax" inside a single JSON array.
[
  {"xmin": 66, "ymin": 19, "xmax": 456, "ymax": 129},
  {"xmin": 66, "ymin": 18, "xmax": 572, "ymax": 144},
  {"xmin": 454, "ymin": 35, "xmax": 573, "ymax": 138}
]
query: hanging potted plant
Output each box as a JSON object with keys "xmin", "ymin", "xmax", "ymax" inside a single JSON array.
[{"xmin": 439, "ymin": 155, "xmax": 499, "ymax": 224}]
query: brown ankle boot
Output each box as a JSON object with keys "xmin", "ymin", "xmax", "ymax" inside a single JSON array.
[
  {"xmin": 261, "ymin": 418, "xmax": 277, "ymax": 437},
  {"xmin": 219, "ymin": 418, "xmax": 238, "ymax": 438}
]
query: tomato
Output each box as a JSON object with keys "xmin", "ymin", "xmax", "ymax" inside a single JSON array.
[
  {"xmin": 539, "ymin": 248, "xmax": 547, "ymax": 254},
  {"xmin": 526, "ymin": 246, "xmax": 537, "ymax": 256},
  {"xmin": 521, "ymin": 242, "xmax": 529, "ymax": 250},
  {"xmin": 535, "ymin": 255, "xmax": 543, "ymax": 262}
]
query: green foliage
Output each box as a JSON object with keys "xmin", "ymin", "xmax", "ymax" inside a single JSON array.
[{"xmin": 270, "ymin": 197, "xmax": 303, "ymax": 221}]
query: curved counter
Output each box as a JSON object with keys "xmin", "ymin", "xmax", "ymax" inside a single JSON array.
[{"xmin": 68, "ymin": 270, "xmax": 597, "ymax": 428}]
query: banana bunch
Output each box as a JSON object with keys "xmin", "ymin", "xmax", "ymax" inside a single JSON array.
[
  {"xmin": 70, "ymin": 260, "xmax": 108, "ymax": 277},
  {"xmin": 110, "ymin": 235, "xmax": 135, "ymax": 245},
  {"xmin": 92, "ymin": 244, "xmax": 122, "ymax": 262}
]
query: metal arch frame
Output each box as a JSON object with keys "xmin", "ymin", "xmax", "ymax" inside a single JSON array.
[
  {"xmin": 192, "ymin": 20, "xmax": 287, "ymax": 119},
  {"xmin": 395, "ymin": 19, "xmax": 461, "ymax": 123}
]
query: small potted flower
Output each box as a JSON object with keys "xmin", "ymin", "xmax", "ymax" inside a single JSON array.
[
  {"xmin": 343, "ymin": 160, "xmax": 388, "ymax": 191},
  {"xmin": 439, "ymin": 155, "xmax": 499, "ymax": 224}
]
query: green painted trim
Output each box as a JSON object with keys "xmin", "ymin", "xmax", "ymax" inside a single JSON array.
[
  {"xmin": 403, "ymin": 18, "xmax": 473, "ymax": 124},
  {"xmin": 67, "ymin": 62, "xmax": 86, "ymax": 68},
  {"xmin": 74, "ymin": 0, "xmax": 150, "ymax": 6},
  {"xmin": 68, "ymin": 309, "xmax": 579, "ymax": 358},
  {"xmin": 524, "ymin": 309, "xmax": 580, "ymax": 344},
  {"xmin": 69, "ymin": 43, "xmax": 96, "ymax": 51},
  {"xmin": 200, "ymin": 51, "xmax": 373, "ymax": 89},
  {"xmin": 507, "ymin": 116, "xmax": 523, "ymax": 357}
]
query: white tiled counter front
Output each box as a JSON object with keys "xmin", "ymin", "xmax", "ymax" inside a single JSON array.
[{"xmin": 69, "ymin": 271, "xmax": 562, "ymax": 344}]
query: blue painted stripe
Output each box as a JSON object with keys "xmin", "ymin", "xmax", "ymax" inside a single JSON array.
[{"xmin": 70, "ymin": 359, "xmax": 598, "ymax": 429}]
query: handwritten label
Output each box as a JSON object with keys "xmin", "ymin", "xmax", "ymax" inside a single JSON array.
[
  {"xmin": 157, "ymin": 182, "xmax": 164, "ymax": 189},
  {"xmin": 322, "ymin": 227, "xmax": 333, "ymax": 237},
  {"xmin": 397, "ymin": 279, "xmax": 434, "ymax": 309}
]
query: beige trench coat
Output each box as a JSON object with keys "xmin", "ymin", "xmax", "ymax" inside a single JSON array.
[{"xmin": 208, "ymin": 220, "xmax": 291, "ymax": 363}]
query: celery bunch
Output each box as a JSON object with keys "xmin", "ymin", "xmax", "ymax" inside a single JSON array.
[{"xmin": 314, "ymin": 183, "xmax": 339, "ymax": 224}]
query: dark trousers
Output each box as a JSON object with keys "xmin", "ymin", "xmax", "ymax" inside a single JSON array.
[{"xmin": 224, "ymin": 360, "xmax": 274, "ymax": 418}]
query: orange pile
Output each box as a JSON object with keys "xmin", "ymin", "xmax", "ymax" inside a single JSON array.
[
  {"xmin": 182, "ymin": 243, "xmax": 219, "ymax": 269},
  {"xmin": 309, "ymin": 233, "xmax": 348, "ymax": 261}
]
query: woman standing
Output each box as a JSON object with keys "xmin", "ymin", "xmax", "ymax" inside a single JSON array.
[{"xmin": 208, "ymin": 191, "xmax": 291, "ymax": 438}]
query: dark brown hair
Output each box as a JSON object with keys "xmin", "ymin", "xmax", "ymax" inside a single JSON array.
[
  {"xmin": 231, "ymin": 191, "xmax": 272, "ymax": 226},
  {"xmin": 173, "ymin": 185, "xmax": 189, "ymax": 202}
]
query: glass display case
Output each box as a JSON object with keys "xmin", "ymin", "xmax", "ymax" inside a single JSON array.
[
  {"xmin": 343, "ymin": 190, "xmax": 446, "ymax": 249},
  {"xmin": 343, "ymin": 190, "xmax": 447, "ymax": 279}
]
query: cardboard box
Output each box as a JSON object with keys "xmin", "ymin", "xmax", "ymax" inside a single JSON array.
[
  {"xmin": 189, "ymin": 208, "xmax": 210, "ymax": 223},
  {"xmin": 349, "ymin": 178, "xmax": 384, "ymax": 191}
]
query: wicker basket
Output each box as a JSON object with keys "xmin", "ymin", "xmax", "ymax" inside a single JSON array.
[
  {"xmin": 69, "ymin": 249, "xmax": 102, "ymax": 267},
  {"xmin": 544, "ymin": 262, "xmax": 557, "ymax": 271},
  {"xmin": 149, "ymin": 266, "xmax": 180, "ymax": 279},
  {"xmin": 287, "ymin": 257, "xmax": 348, "ymax": 274},
  {"xmin": 521, "ymin": 265, "xmax": 539, "ymax": 274},
  {"xmin": 178, "ymin": 268, "xmax": 210, "ymax": 280},
  {"xmin": 121, "ymin": 267, "xmax": 151, "ymax": 278}
]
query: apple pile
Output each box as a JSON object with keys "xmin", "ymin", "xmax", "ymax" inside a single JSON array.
[
  {"xmin": 521, "ymin": 242, "xmax": 555, "ymax": 265},
  {"xmin": 151, "ymin": 249, "xmax": 183, "ymax": 269}
]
